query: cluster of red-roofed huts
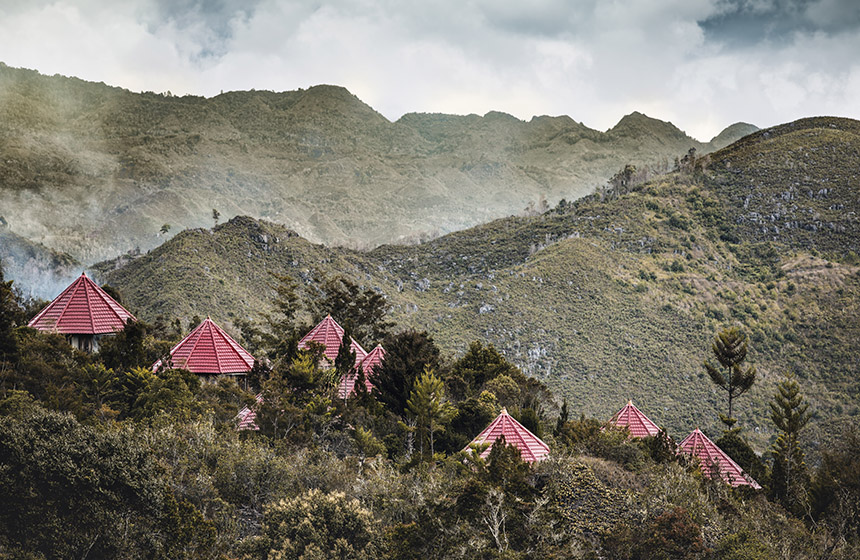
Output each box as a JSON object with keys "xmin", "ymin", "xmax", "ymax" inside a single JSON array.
[{"xmin": 28, "ymin": 272, "xmax": 760, "ymax": 490}]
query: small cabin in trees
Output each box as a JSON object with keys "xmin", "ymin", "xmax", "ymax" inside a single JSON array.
[
  {"xmin": 299, "ymin": 315, "xmax": 385, "ymax": 399},
  {"xmin": 236, "ymin": 393, "xmax": 263, "ymax": 431},
  {"xmin": 152, "ymin": 317, "xmax": 255, "ymax": 382},
  {"xmin": 27, "ymin": 272, "xmax": 135, "ymax": 352},
  {"xmin": 464, "ymin": 407, "xmax": 550, "ymax": 463},
  {"xmin": 338, "ymin": 344, "xmax": 385, "ymax": 399},
  {"xmin": 298, "ymin": 315, "xmax": 367, "ymax": 365},
  {"xmin": 606, "ymin": 400, "xmax": 660, "ymax": 438},
  {"xmin": 678, "ymin": 428, "xmax": 761, "ymax": 489}
]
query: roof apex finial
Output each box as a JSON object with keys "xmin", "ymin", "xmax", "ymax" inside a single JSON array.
[{"xmin": 500, "ymin": 407, "xmax": 508, "ymax": 415}]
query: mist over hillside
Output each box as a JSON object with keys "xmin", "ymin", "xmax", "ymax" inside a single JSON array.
[
  {"xmin": 0, "ymin": 63, "xmax": 755, "ymax": 266},
  {"xmin": 0, "ymin": 226, "xmax": 80, "ymax": 300}
]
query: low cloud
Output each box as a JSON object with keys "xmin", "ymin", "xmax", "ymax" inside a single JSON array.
[{"xmin": 0, "ymin": 0, "xmax": 858, "ymax": 139}]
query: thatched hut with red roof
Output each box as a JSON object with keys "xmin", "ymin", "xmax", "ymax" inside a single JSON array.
[
  {"xmin": 152, "ymin": 317, "xmax": 255, "ymax": 380},
  {"xmin": 27, "ymin": 272, "xmax": 135, "ymax": 352},
  {"xmin": 678, "ymin": 428, "xmax": 761, "ymax": 489},
  {"xmin": 464, "ymin": 407, "xmax": 550, "ymax": 463},
  {"xmin": 606, "ymin": 400, "xmax": 660, "ymax": 438}
]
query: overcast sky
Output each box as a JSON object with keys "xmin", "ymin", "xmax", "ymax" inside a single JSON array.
[{"xmin": 1, "ymin": 0, "xmax": 858, "ymax": 139}]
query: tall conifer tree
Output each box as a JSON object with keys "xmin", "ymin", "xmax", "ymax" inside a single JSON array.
[
  {"xmin": 704, "ymin": 327, "xmax": 756, "ymax": 427},
  {"xmin": 407, "ymin": 366, "xmax": 454, "ymax": 458},
  {"xmin": 770, "ymin": 372, "xmax": 811, "ymax": 516}
]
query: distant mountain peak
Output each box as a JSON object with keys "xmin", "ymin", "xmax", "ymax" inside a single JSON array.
[
  {"xmin": 707, "ymin": 122, "xmax": 759, "ymax": 149},
  {"xmin": 482, "ymin": 110, "xmax": 520, "ymax": 122},
  {"xmin": 609, "ymin": 112, "xmax": 690, "ymax": 141}
]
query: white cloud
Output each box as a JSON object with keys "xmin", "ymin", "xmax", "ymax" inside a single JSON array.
[{"xmin": 0, "ymin": 0, "xmax": 858, "ymax": 140}]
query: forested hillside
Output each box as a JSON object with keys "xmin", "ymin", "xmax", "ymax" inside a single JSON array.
[
  {"xmin": 1, "ymin": 256, "xmax": 858, "ymax": 559},
  {"xmin": 3, "ymin": 65, "xmax": 858, "ymax": 558},
  {"xmin": 95, "ymin": 117, "xmax": 860, "ymax": 452}
]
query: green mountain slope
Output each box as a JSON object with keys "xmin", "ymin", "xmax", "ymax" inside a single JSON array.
[
  {"xmin": 94, "ymin": 117, "xmax": 860, "ymax": 452},
  {"xmin": 0, "ymin": 63, "xmax": 754, "ymax": 262}
]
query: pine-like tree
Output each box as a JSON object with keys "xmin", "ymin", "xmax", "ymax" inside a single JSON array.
[
  {"xmin": 554, "ymin": 397, "xmax": 569, "ymax": 437},
  {"xmin": 238, "ymin": 273, "xmax": 302, "ymax": 362},
  {"xmin": 704, "ymin": 327, "xmax": 756, "ymax": 427},
  {"xmin": 333, "ymin": 328, "xmax": 356, "ymax": 377},
  {"xmin": 770, "ymin": 372, "xmax": 811, "ymax": 517},
  {"xmin": 407, "ymin": 366, "xmax": 454, "ymax": 458},
  {"xmin": 333, "ymin": 328, "xmax": 357, "ymax": 398}
]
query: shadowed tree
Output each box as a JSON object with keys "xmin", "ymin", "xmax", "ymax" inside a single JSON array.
[
  {"xmin": 0, "ymin": 260, "xmax": 21, "ymax": 368},
  {"xmin": 97, "ymin": 319, "xmax": 152, "ymax": 372},
  {"xmin": 371, "ymin": 330, "xmax": 440, "ymax": 418},
  {"xmin": 334, "ymin": 328, "xmax": 357, "ymax": 380},
  {"xmin": 316, "ymin": 275, "xmax": 392, "ymax": 347},
  {"xmin": 447, "ymin": 340, "xmax": 520, "ymax": 400},
  {"xmin": 811, "ymin": 428, "xmax": 860, "ymax": 552},
  {"xmin": 770, "ymin": 372, "xmax": 812, "ymax": 516},
  {"xmin": 406, "ymin": 366, "xmax": 454, "ymax": 458},
  {"xmin": 704, "ymin": 326, "xmax": 756, "ymax": 428}
]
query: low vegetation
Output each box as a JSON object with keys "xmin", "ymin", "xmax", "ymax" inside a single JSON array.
[{"xmin": 1, "ymin": 260, "xmax": 858, "ymax": 559}]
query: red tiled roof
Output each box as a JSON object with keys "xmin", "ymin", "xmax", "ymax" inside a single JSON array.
[
  {"xmin": 463, "ymin": 408, "xmax": 550, "ymax": 463},
  {"xmin": 606, "ymin": 400, "xmax": 660, "ymax": 438},
  {"xmin": 337, "ymin": 344, "xmax": 385, "ymax": 399},
  {"xmin": 298, "ymin": 315, "xmax": 367, "ymax": 366},
  {"xmin": 236, "ymin": 394, "xmax": 263, "ymax": 431},
  {"xmin": 152, "ymin": 317, "xmax": 255, "ymax": 375},
  {"xmin": 678, "ymin": 428, "xmax": 761, "ymax": 489},
  {"xmin": 236, "ymin": 406, "xmax": 259, "ymax": 431},
  {"xmin": 28, "ymin": 272, "xmax": 136, "ymax": 335}
]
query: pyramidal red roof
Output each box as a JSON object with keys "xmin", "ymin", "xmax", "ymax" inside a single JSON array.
[
  {"xmin": 463, "ymin": 408, "xmax": 550, "ymax": 463},
  {"xmin": 153, "ymin": 317, "xmax": 255, "ymax": 375},
  {"xmin": 28, "ymin": 272, "xmax": 136, "ymax": 335},
  {"xmin": 236, "ymin": 393, "xmax": 263, "ymax": 431},
  {"xmin": 607, "ymin": 400, "xmax": 660, "ymax": 438},
  {"xmin": 298, "ymin": 315, "xmax": 367, "ymax": 365},
  {"xmin": 236, "ymin": 406, "xmax": 259, "ymax": 431},
  {"xmin": 338, "ymin": 344, "xmax": 385, "ymax": 399},
  {"xmin": 678, "ymin": 428, "xmax": 761, "ymax": 489}
]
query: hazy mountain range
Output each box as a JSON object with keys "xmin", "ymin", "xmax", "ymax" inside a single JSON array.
[{"xmin": 0, "ymin": 63, "xmax": 755, "ymax": 271}]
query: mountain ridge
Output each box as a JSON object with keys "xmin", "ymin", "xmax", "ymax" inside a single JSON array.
[{"xmin": 0, "ymin": 63, "xmax": 756, "ymax": 264}]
